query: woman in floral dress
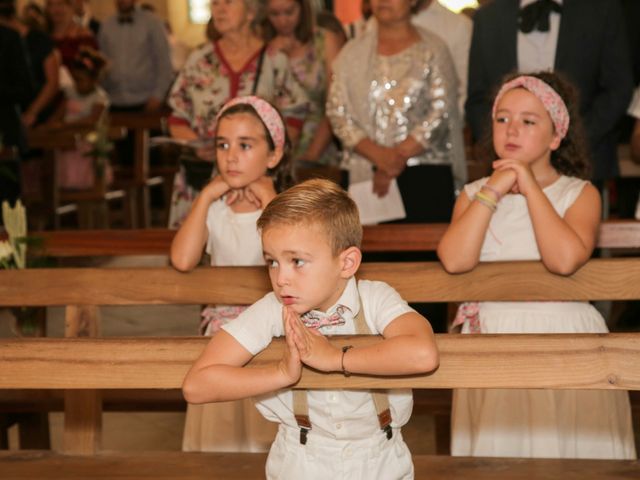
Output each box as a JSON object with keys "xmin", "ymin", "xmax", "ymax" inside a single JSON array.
[{"xmin": 166, "ymin": 0, "xmax": 307, "ymax": 228}]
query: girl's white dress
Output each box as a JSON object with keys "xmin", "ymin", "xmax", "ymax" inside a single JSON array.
[
  {"xmin": 182, "ymin": 199, "xmax": 278, "ymax": 452},
  {"xmin": 451, "ymin": 175, "xmax": 637, "ymax": 459}
]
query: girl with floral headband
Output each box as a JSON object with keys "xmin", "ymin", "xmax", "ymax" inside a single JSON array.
[
  {"xmin": 438, "ymin": 71, "xmax": 636, "ymax": 459},
  {"xmin": 171, "ymin": 96, "xmax": 293, "ymax": 453}
]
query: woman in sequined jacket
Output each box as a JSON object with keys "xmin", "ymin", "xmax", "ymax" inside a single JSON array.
[{"xmin": 327, "ymin": 0, "xmax": 465, "ymax": 223}]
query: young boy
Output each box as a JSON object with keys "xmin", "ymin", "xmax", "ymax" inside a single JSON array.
[{"xmin": 182, "ymin": 179, "xmax": 439, "ymax": 479}]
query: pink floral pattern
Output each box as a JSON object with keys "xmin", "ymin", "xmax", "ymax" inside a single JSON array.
[
  {"xmin": 451, "ymin": 302, "xmax": 481, "ymax": 334},
  {"xmin": 492, "ymin": 75, "xmax": 570, "ymax": 139},
  {"xmin": 168, "ymin": 41, "xmax": 308, "ymax": 138}
]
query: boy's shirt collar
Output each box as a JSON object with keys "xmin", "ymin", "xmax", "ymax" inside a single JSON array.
[{"xmin": 301, "ymin": 277, "xmax": 359, "ymax": 331}]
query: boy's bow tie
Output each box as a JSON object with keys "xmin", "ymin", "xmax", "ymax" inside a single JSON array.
[
  {"xmin": 519, "ymin": 0, "xmax": 562, "ymax": 34},
  {"xmin": 301, "ymin": 305, "xmax": 349, "ymax": 330}
]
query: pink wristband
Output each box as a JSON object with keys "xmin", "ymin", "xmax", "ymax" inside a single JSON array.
[{"xmin": 481, "ymin": 183, "xmax": 502, "ymax": 201}]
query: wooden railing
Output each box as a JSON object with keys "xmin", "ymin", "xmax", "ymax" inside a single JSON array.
[{"xmin": 5, "ymin": 220, "xmax": 637, "ymax": 258}]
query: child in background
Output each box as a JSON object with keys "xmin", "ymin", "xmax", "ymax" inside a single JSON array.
[
  {"xmin": 171, "ymin": 96, "xmax": 293, "ymax": 452},
  {"xmin": 48, "ymin": 46, "xmax": 110, "ymax": 189},
  {"xmin": 437, "ymin": 72, "xmax": 636, "ymax": 459},
  {"xmin": 183, "ymin": 179, "xmax": 439, "ymax": 479}
]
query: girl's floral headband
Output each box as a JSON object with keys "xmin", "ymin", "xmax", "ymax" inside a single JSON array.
[
  {"xmin": 216, "ymin": 96, "xmax": 285, "ymax": 150},
  {"xmin": 492, "ymin": 75, "xmax": 570, "ymax": 139}
]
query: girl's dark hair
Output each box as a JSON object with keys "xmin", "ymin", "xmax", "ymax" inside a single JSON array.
[
  {"xmin": 263, "ymin": 0, "xmax": 314, "ymax": 44},
  {"xmin": 480, "ymin": 70, "xmax": 591, "ymax": 179},
  {"xmin": 216, "ymin": 102, "xmax": 294, "ymax": 193},
  {"xmin": 71, "ymin": 46, "xmax": 107, "ymax": 79}
]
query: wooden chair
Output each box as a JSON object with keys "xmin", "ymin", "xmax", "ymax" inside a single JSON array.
[{"xmin": 26, "ymin": 126, "xmax": 133, "ymax": 229}]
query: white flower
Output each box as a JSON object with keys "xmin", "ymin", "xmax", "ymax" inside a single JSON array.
[
  {"xmin": 0, "ymin": 240, "xmax": 15, "ymax": 263},
  {"xmin": 1, "ymin": 200, "xmax": 27, "ymax": 268}
]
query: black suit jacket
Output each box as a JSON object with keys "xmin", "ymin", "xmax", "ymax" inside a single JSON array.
[{"xmin": 466, "ymin": 0, "xmax": 633, "ymax": 180}]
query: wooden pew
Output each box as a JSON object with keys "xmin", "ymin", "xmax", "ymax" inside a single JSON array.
[
  {"xmin": 0, "ymin": 260, "xmax": 639, "ymax": 477},
  {"xmin": 11, "ymin": 220, "xmax": 640, "ymax": 258},
  {"xmin": 109, "ymin": 112, "xmax": 173, "ymax": 228}
]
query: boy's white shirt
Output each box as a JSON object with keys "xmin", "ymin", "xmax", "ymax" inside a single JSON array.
[{"xmin": 221, "ymin": 277, "xmax": 415, "ymax": 439}]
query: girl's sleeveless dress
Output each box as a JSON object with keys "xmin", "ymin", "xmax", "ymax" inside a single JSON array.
[
  {"xmin": 182, "ymin": 199, "xmax": 278, "ymax": 452},
  {"xmin": 451, "ymin": 175, "xmax": 637, "ymax": 459}
]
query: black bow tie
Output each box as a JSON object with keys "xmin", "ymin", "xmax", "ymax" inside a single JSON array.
[
  {"xmin": 519, "ymin": 0, "xmax": 562, "ymax": 34},
  {"xmin": 118, "ymin": 15, "xmax": 134, "ymax": 24}
]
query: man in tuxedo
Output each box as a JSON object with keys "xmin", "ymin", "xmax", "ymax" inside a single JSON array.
[{"xmin": 466, "ymin": 0, "xmax": 633, "ymax": 184}]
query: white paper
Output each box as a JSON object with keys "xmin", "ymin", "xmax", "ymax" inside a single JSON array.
[{"xmin": 348, "ymin": 179, "xmax": 406, "ymax": 225}]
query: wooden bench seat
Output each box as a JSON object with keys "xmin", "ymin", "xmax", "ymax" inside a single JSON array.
[{"xmin": 1, "ymin": 451, "xmax": 638, "ymax": 480}]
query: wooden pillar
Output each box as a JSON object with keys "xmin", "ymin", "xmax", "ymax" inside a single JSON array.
[
  {"xmin": 63, "ymin": 305, "xmax": 102, "ymax": 455},
  {"xmin": 134, "ymin": 128, "xmax": 151, "ymax": 228}
]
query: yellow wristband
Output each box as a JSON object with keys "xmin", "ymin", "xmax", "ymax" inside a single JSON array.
[{"xmin": 474, "ymin": 192, "xmax": 497, "ymax": 212}]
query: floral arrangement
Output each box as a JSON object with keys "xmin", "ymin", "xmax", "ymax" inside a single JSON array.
[
  {"xmin": 1, "ymin": 200, "xmax": 45, "ymax": 336},
  {"xmin": 0, "ymin": 199, "xmax": 27, "ymax": 270},
  {"xmin": 84, "ymin": 110, "xmax": 114, "ymax": 180}
]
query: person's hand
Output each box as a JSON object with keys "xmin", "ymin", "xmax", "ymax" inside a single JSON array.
[
  {"xmin": 492, "ymin": 159, "xmax": 539, "ymax": 197},
  {"xmin": 201, "ymin": 175, "xmax": 231, "ymax": 203},
  {"xmin": 487, "ymin": 166, "xmax": 518, "ymax": 197},
  {"xmin": 144, "ymin": 96, "xmax": 163, "ymax": 112},
  {"xmin": 372, "ymin": 169, "xmax": 393, "ymax": 197},
  {"xmin": 372, "ymin": 145, "xmax": 406, "ymax": 178},
  {"xmin": 244, "ymin": 175, "xmax": 277, "ymax": 209},
  {"xmin": 287, "ymin": 307, "xmax": 341, "ymax": 372},
  {"xmin": 278, "ymin": 306, "xmax": 303, "ymax": 385}
]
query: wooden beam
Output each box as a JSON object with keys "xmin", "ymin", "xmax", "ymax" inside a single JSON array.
[
  {"xmin": 1, "ymin": 258, "xmax": 639, "ymax": 306},
  {"xmin": 0, "ymin": 451, "xmax": 638, "ymax": 479},
  {"xmin": 0, "ymin": 334, "xmax": 638, "ymax": 390},
  {"xmin": 17, "ymin": 220, "xmax": 640, "ymax": 257}
]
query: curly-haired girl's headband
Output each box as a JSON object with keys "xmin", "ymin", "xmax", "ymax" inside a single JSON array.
[
  {"xmin": 216, "ymin": 96, "xmax": 285, "ymax": 149},
  {"xmin": 492, "ymin": 75, "xmax": 570, "ymax": 139}
]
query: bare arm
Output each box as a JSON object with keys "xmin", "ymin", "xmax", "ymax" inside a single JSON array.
[
  {"xmin": 182, "ymin": 330, "xmax": 297, "ymax": 404},
  {"xmin": 527, "ymin": 182, "xmax": 601, "ymax": 275},
  {"xmin": 290, "ymin": 309, "xmax": 439, "ymax": 376},
  {"xmin": 437, "ymin": 169, "xmax": 516, "ymax": 273},
  {"xmin": 342, "ymin": 312, "xmax": 438, "ymax": 375},
  {"xmin": 170, "ymin": 176, "xmax": 230, "ymax": 272}
]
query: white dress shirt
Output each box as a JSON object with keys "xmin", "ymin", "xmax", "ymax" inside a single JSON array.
[{"xmin": 517, "ymin": 0, "xmax": 563, "ymax": 73}]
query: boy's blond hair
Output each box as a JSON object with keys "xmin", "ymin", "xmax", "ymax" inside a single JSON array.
[{"xmin": 257, "ymin": 179, "xmax": 362, "ymax": 255}]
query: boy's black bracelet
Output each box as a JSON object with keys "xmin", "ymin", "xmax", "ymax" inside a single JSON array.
[{"xmin": 341, "ymin": 345, "xmax": 353, "ymax": 377}]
